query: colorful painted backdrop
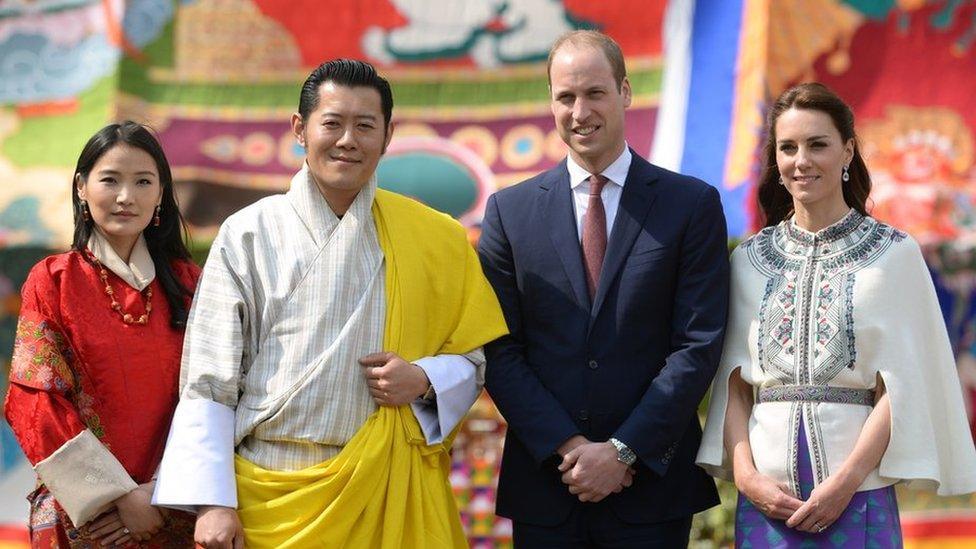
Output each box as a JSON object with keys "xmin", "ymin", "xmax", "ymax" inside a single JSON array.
[{"xmin": 2, "ymin": 0, "xmax": 976, "ymax": 546}]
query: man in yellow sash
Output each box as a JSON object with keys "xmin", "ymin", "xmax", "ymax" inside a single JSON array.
[{"xmin": 152, "ymin": 59, "xmax": 508, "ymax": 549}]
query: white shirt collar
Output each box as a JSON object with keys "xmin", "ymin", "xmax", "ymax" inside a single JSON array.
[
  {"xmin": 567, "ymin": 145, "xmax": 632, "ymax": 189},
  {"xmin": 86, "ymin": 229, "xmax": 155, "ymax": 290}
]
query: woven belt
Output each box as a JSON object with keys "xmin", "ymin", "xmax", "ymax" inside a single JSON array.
[{"xmin": 757, "ymin": 385, "xmax": 874, "ymax": 406}]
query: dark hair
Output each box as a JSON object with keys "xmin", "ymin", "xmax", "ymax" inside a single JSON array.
[
  {"xmin": 71, "ymin": 121, "xmax": 194, "ymax": 330},
  {"xmin": 757, "ymin": 82, "xmax": 871, "ymax": 227},
  {"xmin": 298, "ymin": 59, "xmax": 393, "ymax": 128},
  {"xmin": 548, "ymin": 30, "xmax": 627, "ymax": 92}
]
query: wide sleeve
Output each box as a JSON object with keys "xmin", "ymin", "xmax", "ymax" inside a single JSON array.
[
  {"xmin": 411, "ymin": 348, "xmax": 485, "ymax": 444},
  {"xmin": 153, "ymin": 226, "xmax": 250, "ymax": 509},
  {"xmin": 872, "ymin": 236, "xmax": 976, "ymax": 495},
  {"xmin": 696, "ymin": 245, "xmax": 757, "ymax": 481},
  {"xmin": 4, "ymin": 264, "xmax": 136, "ymax": 525}
]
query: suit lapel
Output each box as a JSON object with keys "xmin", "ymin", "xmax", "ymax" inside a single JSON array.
[
  {"xmin": 542, "ymin": 162, "xmax": 590, "ymax": 311},
  {"xmin": 590, "ymin": 154, "xmax": 660, "ymax": 319}
]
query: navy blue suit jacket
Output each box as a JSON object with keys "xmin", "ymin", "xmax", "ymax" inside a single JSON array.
[{"xmin": 478, "ymin": 151, "xmax": 729, "ymax": 526}]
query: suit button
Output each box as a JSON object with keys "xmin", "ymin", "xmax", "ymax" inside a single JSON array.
[
  {"xmin": 578, "ymin": 409, "xmax": 589, "ymax": 421},
  {"xmin": 587, "ymin": 359, "xmax": 599, "ymax": 370}
]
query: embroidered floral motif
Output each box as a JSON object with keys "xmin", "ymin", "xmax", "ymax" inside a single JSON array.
[
  {"xmin": 11, "ymin": 314, "xmax": 107, "ymax": 440},
  {"xmin": 11, "ymin": 317, "xmax": 74, "ymax": 393},
  {"xmin": 75, "ymin": 391, "xmax": 105, "ymax": 439}
]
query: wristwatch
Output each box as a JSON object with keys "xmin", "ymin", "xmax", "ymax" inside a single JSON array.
[
  {"xmin": 420, "ymin": 382, "xmax": 436, "ymax": 402},
  {"xmin": 608, "ymin": 438, "xmax": 637, "ymax": 466}
]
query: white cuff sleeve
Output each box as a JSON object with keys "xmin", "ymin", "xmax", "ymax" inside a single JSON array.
[
  {"xmin": 411, "ymin": 353, "xmax": 481, "ymax": 444},
  {"xmin": 34, "ymin": 430, "xmax": 137, "ymax": 526},
  {"xmin": 152, "ymin": 398, "xmax": 237, "ymax": 510}
]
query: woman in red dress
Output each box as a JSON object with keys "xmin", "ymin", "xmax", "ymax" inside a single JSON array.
[{"xmin": 4, "ymin": 122, "xmax": 199, "ymax": 547}]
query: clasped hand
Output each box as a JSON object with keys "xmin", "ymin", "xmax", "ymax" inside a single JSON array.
[
  {"xmin": 85, "ymin": 481, "xmax": 165, "ymax": 546},
  {"xmin": 738, "ymin": 469, "xmax": 857, "ymax": 533},
  {"xmin": 359, "ymin": 351, "xmax": 430, "ymax": 406},
  {"xmin": 557, "ymin": 436, "xmax": 634, "ymax": 503}
]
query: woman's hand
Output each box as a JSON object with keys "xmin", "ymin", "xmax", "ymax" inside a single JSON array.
[
  {"xmin": 112, "ymin": 482, "xmax": 164, "ymax": 542},
  {"xmin": 786, "ymin": 471, "xmax": 858, "ymax": 533},
  {"xmin": 85, "ymin": 509, "xmax": 133, "ymax": 547},
  {"xmin": 736, "ymin": 469, "xmax": 804, "ymax": 521}
]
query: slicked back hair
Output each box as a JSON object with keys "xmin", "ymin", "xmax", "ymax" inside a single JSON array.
[
  {"xmin": 547, "ymin": 30, "xmax": 627, "ymax": 92},
  {"xmin": 298, "ymin": 59, "xmax": 393, "ymax": 129}
]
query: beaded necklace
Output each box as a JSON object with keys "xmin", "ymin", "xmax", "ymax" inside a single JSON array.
[{"xmin": 89, "ymin": 252, "xmax": 153, "ymax": 325}]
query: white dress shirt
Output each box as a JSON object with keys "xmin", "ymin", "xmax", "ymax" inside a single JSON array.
[{"xmin": 566, "ymin": 146, "xmax": 633, "ymax": 241}]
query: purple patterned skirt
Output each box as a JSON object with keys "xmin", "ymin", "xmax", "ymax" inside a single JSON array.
[{"xmin": 735, "ymin": 422, "xmax": 903, "ymax": 548}]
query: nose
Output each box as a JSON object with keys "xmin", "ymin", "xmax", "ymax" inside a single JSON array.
[
  {"xmin": 572, "ymin": 98, "xmax": 590, "ymax": 122},
  {"xmin": 116, "ymin": 183, "xmax": 134, "ymax": 205},
  {"xmin": 795, "ymin": 146, "xmax": 812, "ymax": 169},
  {"xmin": 336, "ymin": 125, "xmax": 356, "ymax": 149}
]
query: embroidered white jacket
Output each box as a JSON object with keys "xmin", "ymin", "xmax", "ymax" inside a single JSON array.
[{"xmin": 698, "ymin": 210, "xmax": 976, "ymax": 496}]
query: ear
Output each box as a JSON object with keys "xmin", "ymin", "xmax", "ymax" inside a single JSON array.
[
  {"xmin": 844, "ymin": 138, "xmax": 855, "ymax": 166},
  {"xmin": 381, "ymin": 121, "xmax": 395, "ymax": 155},
  {"xmin": 621, "ymin": 77, "xmax": 632, "ymax": 108},
  {"xmin": 75, "ymin": 173, "xmax": 87, "ymax": 200},
  {"xmin": 291, "ymin": 112, "xmax": 307, "ymax": 148}
]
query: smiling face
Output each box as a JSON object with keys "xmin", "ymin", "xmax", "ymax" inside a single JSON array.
[
  {"xmin": 775, "ymin": 107, "xmax": 854, "ymax": 214},
  {"xmin": 76, "ymin": 144, "xmax": 162, "ymax": 257},
  {"xmin": 549, "ymin": 44, "xmax": 632, "ymax": 174},
  {"xmin": 292, "ymin": 81, "xmax": 393, "ymax": 213}
]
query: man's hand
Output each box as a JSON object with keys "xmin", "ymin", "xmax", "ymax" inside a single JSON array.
[
  {"xmin": 558, "ymin": 441, "xmax": 634, "ymax": 503},
  {"xmin": 359, "ymin": 352, "xmax": 430, "ymax": 406},
  {"xmin": 195, "ymin": 505, "xmax": 243, "ymax": 549},
  {"xmin": 556, "ymin": 434, "xmax": 589, "ymax": 459}
]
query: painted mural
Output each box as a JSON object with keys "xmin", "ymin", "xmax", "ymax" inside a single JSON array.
[
  {"xmin": 3, "ymin": 0, "xmax": 976, "ymax": 545},
  {"xmin": 0, "ymin": 0, "xmax": 668, "ymax": 543}
]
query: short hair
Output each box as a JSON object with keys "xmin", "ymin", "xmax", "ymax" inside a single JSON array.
[
  {"xmin": 298, "ymin": 59, "xmax": 393, "ymax": 127},
  {"xmin": 757, "ymin": 82, "xmax": 871, "ymax": 227},
  {"xmin": 547, "ymin": 30, "xmax": 627, "ymax": 91}
]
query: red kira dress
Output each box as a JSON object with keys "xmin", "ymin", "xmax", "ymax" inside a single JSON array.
[{"xmin": 4, "ymin": 250, "xmax": 200, "ymax": 548}]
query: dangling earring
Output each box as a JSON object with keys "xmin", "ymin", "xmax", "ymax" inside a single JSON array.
[
  {"xmin": 153, "ymin": 204, "xmax": 161, "ymax": 227},
  {"xmin": 80, "ymin": 200, "xmax": 90, "ymax": 221},
  {"xmin": 842, "ymin": 165, "xmax": 850, "ymax": 182},
  {"xmin": 778, "ymin": 177, "xmax": 785, "ymax": 185}
]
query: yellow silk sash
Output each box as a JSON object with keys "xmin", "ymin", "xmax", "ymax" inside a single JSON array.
[{"xmin": 235, "ymin": 190, "xmax": 508, "ymax": 548}]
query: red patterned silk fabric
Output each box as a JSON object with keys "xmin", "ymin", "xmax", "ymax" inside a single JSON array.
[{"xmin": 3, "ymin": 251, "xmax": 200, "ymax": 547}]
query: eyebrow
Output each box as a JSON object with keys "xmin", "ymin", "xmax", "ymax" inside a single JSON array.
[
  {"xmin": 777, "ymin": 135, "xmax": 831, "ymax": 143},
  {"xmin": 320, "ymin": 112, "xmax": 379, "ymax": 120},
  {"xmin": 96, "ymin": 169, "xmax": 157, "ymax": 176}
]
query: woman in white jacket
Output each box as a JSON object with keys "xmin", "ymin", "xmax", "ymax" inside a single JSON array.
[{"xmin": 697, "ymin": 82, "xmax": 976, "ymax": 548}]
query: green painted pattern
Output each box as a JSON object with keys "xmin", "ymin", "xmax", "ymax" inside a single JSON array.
[
  {"xmin": 118, "ymin": 20, "xmax": 660, "ymax": 110},
  {"xmin": 1, "ymin": 73, "xmax": 116, "ymax": 168},
  {"xmin": 119, "ymin": 66, "xmax": 660, "ymax": 109}
]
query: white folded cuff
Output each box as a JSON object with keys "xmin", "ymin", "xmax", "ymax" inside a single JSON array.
[
  {"xmin": 152, "ymin": 398, "xmax": 237, "ymax": 510},
  {"xmin": 411, "ymin": 353, "xmax": 481, "ymax": 444},
  {"xmin": 34, "ymin": 429, "xmax": 137, "ymax": 526}
]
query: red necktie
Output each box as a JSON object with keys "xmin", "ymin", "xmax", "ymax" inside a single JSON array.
[{"xmin": 582, "ymin": 174, "xmax": 608, "ymax": 299}]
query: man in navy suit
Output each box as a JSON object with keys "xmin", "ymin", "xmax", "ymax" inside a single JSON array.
[{"xmin": 478, "ymin": 31, "xmax": 729, "ymax": 547}]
